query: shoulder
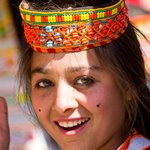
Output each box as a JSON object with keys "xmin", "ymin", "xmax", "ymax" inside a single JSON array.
[{"xmin": 128, "ymin": 135, "xmax": 150, "ymax": 150}]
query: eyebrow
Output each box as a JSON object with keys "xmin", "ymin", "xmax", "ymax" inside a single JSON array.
[
  {"xmin": 69, "ymin": 65, "xmax": 102, "ymax": 73},
  {"xmin": 31, "ymin": 65, "xmax": 102, "ymax": 76},
  {"xmin": 31, "ymin": 67, "xmax": 48, "ymax": 75}
]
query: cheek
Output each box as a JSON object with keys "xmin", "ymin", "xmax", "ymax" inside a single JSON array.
[
  {"xmin": 82, "ymin": 83, "xmax": 124, "ymax": 113},
  {"xmin": 31, "ymin": 91, "xmax": 53, "ymax": 117},
  {"xmin": 77, "ymin": 86, "xmax": 105, "ymax": 112},
  {"xmin": 87, "ymin": 84, "xmax": 126, "ymax": 129},
  {"xmin": 83, "ymin": 86, "xmax": 110, "ymax": 108}
]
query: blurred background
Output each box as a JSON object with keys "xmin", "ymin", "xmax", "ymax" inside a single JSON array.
[{"xmin": 0, "ymin": 0, "xmax": 150, "ymax": 149}]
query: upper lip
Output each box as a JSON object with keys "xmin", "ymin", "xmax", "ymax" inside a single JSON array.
[{"xmin": 54, "ymin": 117, "xmax": 90, "ymax": 128}]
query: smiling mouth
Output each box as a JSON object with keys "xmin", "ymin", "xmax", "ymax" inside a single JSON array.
[{"xmin": 55, "ymin": 118, "xmax": 90, "ymax": 131}]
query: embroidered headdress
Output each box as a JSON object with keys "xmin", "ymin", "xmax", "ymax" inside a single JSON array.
[{"xmin": 19, "ymin": 0, "xmax": 128, "ymax": 53}]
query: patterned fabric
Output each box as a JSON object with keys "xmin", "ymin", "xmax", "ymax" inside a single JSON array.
[
  {"xmin": 20, "ymin": 0, "xmax": 125, "ymax": 25},
  {"xmin": 118, "ymin": 130, "xmax": 150, "ymax": 150},
  {"xmin": 19, "ymin": 0, "xmax": 129, "ymax": 53}
]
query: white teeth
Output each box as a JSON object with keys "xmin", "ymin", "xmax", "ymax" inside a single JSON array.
[
  {"xmin": 57, "ymin": 118, "xmax": 89, "ymax": 128},
  {"xmin": 73, "ymin": 121, "xmax": 78, "ymax": 126},
  {"xmin": 68, "ymin": 122, "xmax": 74, "ymax": 127},
  {"xmin": 62, "ymin": 122, "xmax": 68, "ymax": 128},
  {"xmin": 77, "ymin": 120, "xmax": 82, "ymax": 125}
]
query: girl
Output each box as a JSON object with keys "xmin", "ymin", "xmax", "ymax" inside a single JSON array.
[{"xmin": 17, "ymin": 0, "xmax": 150, "ymax": 149}]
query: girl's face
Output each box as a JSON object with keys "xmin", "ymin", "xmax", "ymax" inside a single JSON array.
[{"xmin": 31, "ymin": 50, "xmax": 126, "ymax": 150}]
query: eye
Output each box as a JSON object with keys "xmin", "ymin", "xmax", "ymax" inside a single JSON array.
[
  {"xmin": 35, "ymin": 79, "xmax": 54, "ymax": 88},
  {"xmin": 74, "ymin": 76, "xmax": 95, "ymax": 87}
]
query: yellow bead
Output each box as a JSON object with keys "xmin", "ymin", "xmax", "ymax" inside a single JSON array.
[
  {"xmin": 99, "ymin": 12, "xmax": 104, "ymax": 18},
  {"xmin": 81, "ymin": 14, "xmax": 83, "ymax": 20},
  {"xmin": 121, "ymin": 2, "xmax": 124, "ymax": 8},
  {"xmin": 26, "ymin": 15, "xmax": 30, "ymax": 21},
  {"xmin": 97, "ymin": 12, "xmax": 100, "ymax": 18},
  {"xmin": 112, "ymin": 8, "xmax": 117, "ymax": 15},
  {"xmin": 64, "ymin": 16, "xmax": 67, "ymax": 22},
  {"xmin": 84, "ymin": 14, "xmax": 87, "ymax": 20},
  {"xmin": 35, "ymin": 16, "xmax": 41, "ymax": 22},
  {"xmin": 67, "ymin": 16, "xmax": 69, "ymax": 21},
  {"xmin": 52, "ymin": 16, "xmax": 56, "ymax": 22},
  {"xmin": 87, "ymin": 14, "xmax": 89, "ymax": 20},
  {"xmin": 69, "ymin": 16, "xmax": 72, "ymax": 21},
  {"xmin": 48, "ymin": 16, "xmax": 52, "ymax": 22},
  {"xmin": 68, "ymin": 15, "xmax": 70, "ymax": 21}
]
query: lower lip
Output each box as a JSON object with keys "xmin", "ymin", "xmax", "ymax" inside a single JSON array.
[{"xmin": 57, "ymin": 121, "xmax": 89, "ymax": 136}]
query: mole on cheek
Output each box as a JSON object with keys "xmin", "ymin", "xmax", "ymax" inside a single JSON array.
[
  {"xmin": 96, "ymin": 104, "xmax": 100, "ymax": 108},
  {"xmin": 38, "ymin": 109, "xmax": 41, "ymax": 112}
]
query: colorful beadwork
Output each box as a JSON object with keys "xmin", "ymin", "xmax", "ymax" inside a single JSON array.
[
  {"xmin": 20, "ymin": 0, "xmax": 125, "ymax": 25},
  {"xmin": 20, "ymin": 0, "xmax": 129, "ymax": 53}
]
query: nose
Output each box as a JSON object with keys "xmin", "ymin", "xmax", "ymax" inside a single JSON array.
[{"xmin": 53, "ymin": 80, "xmax": 78, "ymax": 114}]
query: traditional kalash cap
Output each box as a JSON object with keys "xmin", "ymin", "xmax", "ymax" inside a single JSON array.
[{"xmin": 19, "ymin": 0, "xmax": 129, "ymax": 53}]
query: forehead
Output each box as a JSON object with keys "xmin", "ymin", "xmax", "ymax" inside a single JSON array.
[{"xmin": 31, "ymin": 49, "xmax": 100, "ymax": 69}]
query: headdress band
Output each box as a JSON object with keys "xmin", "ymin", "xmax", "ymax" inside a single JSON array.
[{"xmin": 19, "ymin": 0, "xmax": 128, "ymax": 53}]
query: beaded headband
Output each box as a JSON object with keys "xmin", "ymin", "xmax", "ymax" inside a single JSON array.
[{"xmin": 19, "ymin": 0, "xmax": 129, "ymax": 53}]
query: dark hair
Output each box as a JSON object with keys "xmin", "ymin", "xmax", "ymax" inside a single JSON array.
[
  {"xmin": 94, "ymin": 22, "xmax": 150, "ymax": 139},
  {"xmin": 25, "ymin": 0, "xmax": 119, "ymax": 10},
  {"xmin": 18, "ymin": 0, "xmax": 150, "ymax": 140}
]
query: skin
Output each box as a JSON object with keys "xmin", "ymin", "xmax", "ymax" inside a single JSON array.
[
  {"xmin": 31, "ymin": 49, "xmax": 127, "ymax": 150},
  {"xmin": 0, "ymin": 97, "xmax": 10, "ymax": 150}
]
